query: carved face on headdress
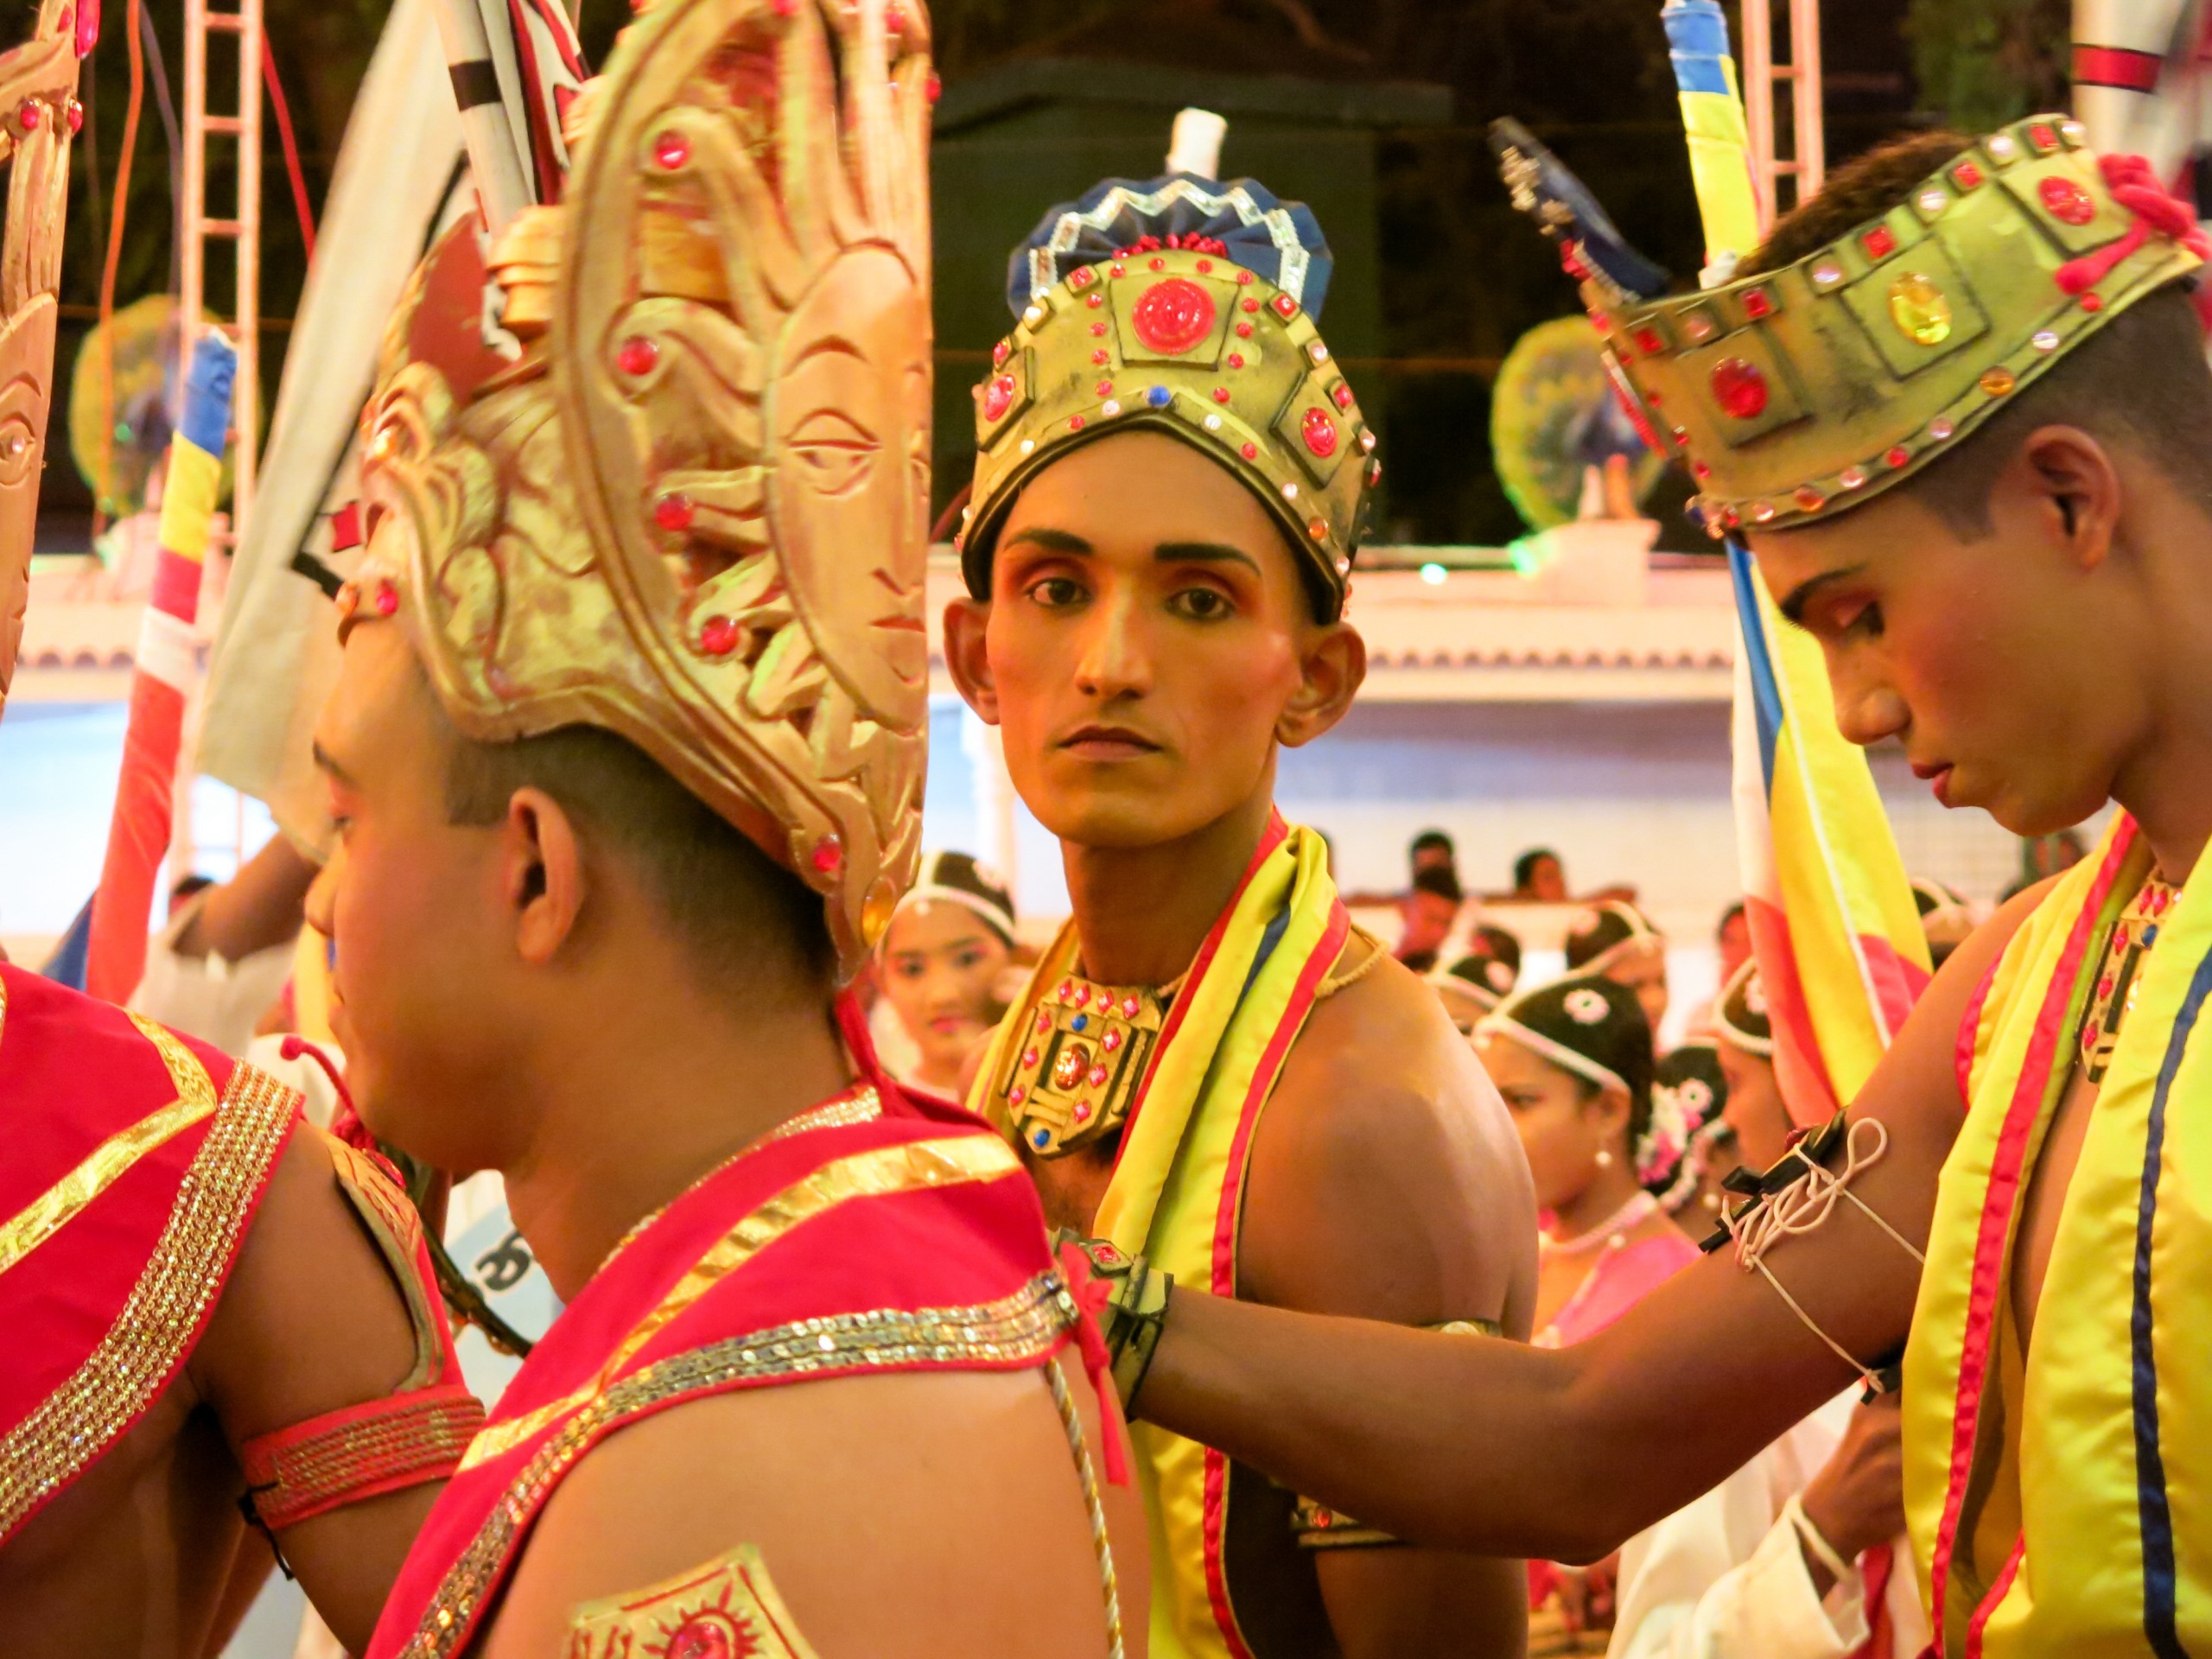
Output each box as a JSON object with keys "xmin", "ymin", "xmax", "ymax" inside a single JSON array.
[
  {"xmin": 0, "ymin": 0, "xmax": 88, "ymax": 711},
  {"xmin": 353, "ymin": 0, "xmax": 934, "ymax": 972}
]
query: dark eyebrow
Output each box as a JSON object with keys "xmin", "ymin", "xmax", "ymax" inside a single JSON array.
[
  {"xmin": 1001, "ymin": 525, "xmax": 1093, "ymax": 556},
  {"xmin": 1777, "ymin": 564, "xmax": 1866, "ymax": 628},
  {"xmin": 1154, "ymin": 541, "xmax": 1262, "ymax": 575},
  {"xmin": 310, "ymin": 740, "xmax": 356, "ymax": 787}
]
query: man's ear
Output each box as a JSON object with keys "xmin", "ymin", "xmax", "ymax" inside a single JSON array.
[
  {"xmin": 499, "ymin": 787, "xmax": 588, "ymax": 966},
  {"xmin": 942, "ymin": 595, "xmax": 1000, "ymax": 723},
  {"xmin": 2016, "ymin": 423, "xmax": 2121, "ymax": 571},
  {"xmin": 1278, "ymin": 620, "xmax": 1366, "ymax": 748}
]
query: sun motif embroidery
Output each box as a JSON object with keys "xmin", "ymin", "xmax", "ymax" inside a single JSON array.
[{"xmin": 565, "ymin": 1544, "xmax": 822, "ymax": 1659}]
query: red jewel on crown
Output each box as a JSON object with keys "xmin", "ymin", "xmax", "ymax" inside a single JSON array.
[
  {"xmin": 1103, "ymin": 1028, "xmax": 1124, "ymax": 1052},
  {"xmin": 1332, "ymin": 383, "xmax": 1354, "ymax": 410},
  {"xmin": 1633, "ymin": 326, "xmax": 1665, "ymax": 355},
  {"xmin": 992, "ymin": 340, "xmax": 1009, "ymax": 367},
  {"xmin": 2039, "ymin": 175, "xmax": 2095, "ymax": 226},
  {"xmin": 1272, "ymin": 293, "xmax": 1299, "ymax": 319},
  {"xmin": 1131, "ymin": 277, "xmax": 1217, "ymax": 355},
  {"xmin": 1301, "ymin": 406, "xmax": 1339, "ymax": 458},
  {"xmin": 1742, "ymin": 288, "xmax": 1774, "ymax": 320},
  {"xmin": 1953, "ymin": 159, "xmax": 1983, "ymax": 191},
  {"xmin": 1708, "ymin": 358, "xmax": 1769, "ymax": 421},
  {"xmin": 1121, "ymin": 995, "xmax": 1140, "ymax": 1016},
  {"xmin": 697, "ymin": 613, "xmax": 737, "ymax": 656},
  {"xmin": 982, "ymin": 374, "xmax": 1016, "ymax": 422},
  {"xmin": 1862, "ymin": 224, "xmax": 1898, "ymax": 261},
  {"xmin": 1069, "ymin": 266, "xmax": 1096, "ymax": 290}
]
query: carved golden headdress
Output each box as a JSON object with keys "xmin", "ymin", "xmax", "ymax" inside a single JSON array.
[
  {"xmin": 0, "ymin": 0, "xmax": 90, "ymax": 712},
  {"xmin": 351, "ymin": 0, "xmax": 934, "ymax": 973}
]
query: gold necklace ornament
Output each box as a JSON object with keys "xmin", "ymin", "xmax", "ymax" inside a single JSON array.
[
  {"xmin": 2082, "ymin": 874, "xmax": 2183, "ymax": 1084},
  {"xmin": 1001, "ymin": 971, "xmax": 1172, "ymax": 1158}
]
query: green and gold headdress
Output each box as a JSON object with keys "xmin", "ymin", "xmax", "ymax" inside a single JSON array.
[
  {"xmin": 1508, "ymin": 116, "xmax": 2205, "ymax": 536},
  {"xmin": 958, "ymin": 174, "xmax": 1376, "ymax": 620}
]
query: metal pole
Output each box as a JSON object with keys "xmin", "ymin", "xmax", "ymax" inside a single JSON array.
[
  {"xmin": 1790, "ymin": 0, "xmax": 1826, "ymax": 204},
  {"xmin": 1740, "ymin": 0, "xmax": 1777, "ymax": 232}
]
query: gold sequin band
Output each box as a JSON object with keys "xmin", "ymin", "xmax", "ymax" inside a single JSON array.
[
  {"xmin": 395, "ymin": 1272, "xmax": 1077, "ymax": 1659},
  {"xmin": 462, "ymin": 1130, "xmax": 1020, "ymax": 1468},
  {"xmin": 242, "ymin": 1386, "xmax": 486, "ymax": 1532},
  {"xmin": 0, "ymin": 1061, "xmax": 300, "ymax": 1541}
]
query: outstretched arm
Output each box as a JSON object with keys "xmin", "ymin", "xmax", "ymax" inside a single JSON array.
[{"xmin": 1133, "ymin": 895, "xmax": 2031, "ymax": 1564}]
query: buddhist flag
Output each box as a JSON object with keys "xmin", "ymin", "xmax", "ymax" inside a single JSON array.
[
  {"xmin": 85, "ymin": 333, "xmax": 236, "ymax": 1005},
  {"xmin": 1660, "ymin": 0, "xmax": 1763, "ymax": 264},
  {"xmin": 1728, "ymin": 543, "xmax": 1931, "ymax": 1124}
]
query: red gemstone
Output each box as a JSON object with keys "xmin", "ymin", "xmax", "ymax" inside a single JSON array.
[
  {"xmin": 2100, "ymin": 976, "xmax": 2115, "ymax": 1001},
  {"xmin": 1742, "ymin": 289, "xmax": 1773, "ymax": 320},
  {"xmin": 1272, "ymin": 293, "xmax": 1299, "ymax": 318},
  {"xmin": 1096, "ymin": 378, "xmax": 1115, "ymax": 397},
  {"xmin": 982, "ymin": 373, "xmax": 1016, "ymax": 422},
  {"xmin": 2082, "ymin": 292, "xmax": 2104, "ymax": 312},
  {"xmin": 1794, "ymin": 485, "xmax": 1825, "ymax": 512},
  {"xmin": 1069, "ymin": 265, "xmax": 1095, "ymax": 290},
  {"xmin": 925, "ymin": 72, "xmax": 942, "ymax": 103},
  {"xmin": 1242, "ymin": 297, "xmax": 1261, "ymax": 313},
  {"xmin": 1069, "ymin": 414, "xmax": 1086, "ymax": 430},
  {"xmin": 1237, "ymin": 270, "xmax": 1255, "ymax": 285},
  {"xmin": 1212, "ymin": 387, "xmax": 1231, "ymax": 404},
  {"xmin": 2031, "ymin": 123, "xmax": 2057, "ymax": 150},
  {"xmin": 1236, "ymin": 321, "xmax": 1253, "ymax": 337},
  {"xmin": 1087, "ymin": 293, "xmax": 1104, "ymax": 309},
  {"xmin": 1862, "ymin": 224, "xmax": 1897, "ymax": 260},
  {"xmin": 664, "ymin": 1615, "xmax": 737, "ymax": 1659},
  {"xmin": 1241, "ymin": 442, "xmax": 1259, "ymax": 460},
  {"xmin": 372, "ymin": 582, "xmax": 399, "ymax": 617},
  {"xmin": 1300, "ymin": 406, "xmax": 1339, "ymax": 457},
  {"xmin": 1692, "ymin": 459, "xmax": 1712, "ymax": 480},
  {"xmin": 1149, "ymin": 256, "xmax": 1166, "ymax": 271},
  {"xmin": 653, "ymin": 130, "xmax": 690, "ymax": 169},
  {"xmin": 698, "ymin": 614, "xmax": 739, "ymax": 655},
  {"xmin": 1953, "ymin": 160, "xmax": 1983, "ymax": 190},
  {"xmin": 1036, "ymin": 1008, "xmax": 1052, "ymax": 1030},
  {"xmin": 1091, "ymin": 350, "xmax": 1109, "ymax": 365},
  {"xmin": 1090, "ymin": 321, "xmax": 1107, "ymax": 335},
  {"xmin": 2039, "ymin": 175, "xmax": 2094, "ymax": 226},
  {"xmin": 17, "ymin": 100, "xmax": 37, "ymax": 131},
  {"xmin": 1073, "ymin": 1103, "xmax": 1091, "ymax": 1122},
  {"xmin": 1332, "ymin": 382, "xmax": 1353, "ymax": 410},
  {"xmin": 654, "ymin": 492, "xmax": 695, "ymax": 532},
  {"xmin": 1885, "ymin": 445, "xmax": 1910, "ymax": 467},
  {"xmin": 1121, "ymin": 994, "xmax": 1139, "ymax": 1014},
  {"xmin": 1226, "ymin": 353, "xmax": 1244, "ymax": 369},
  {"xmin": 65, "ymin": 99, "xmax": 80, "ymax": 134},
  {"xmin": 1110, "ymin": 264, "xmax": 1125, "ymax": 278},
  {"xmin": 1009, "ymin": 1085, "xmax": 1027, "ymax": 1106},
  {"xmin": 1632, "ymin": 326, "xmax": 1665, "ymax": 355},
  {"xmin": 1058, "ymin": 981, "xmax": 1073, "ymax": 1001},
  {"xmin": 992, "ymin": 340, "xmax": 1009, "ymax": 366},
  {"xmin": 1708, "ymin": 357, "xmax": 1769, "ymax": 421},
  {"xmin": 1130, "ymin": 277, "xmax": 1217, "ymax": 355},
  {"xmin": 810, "ymin": 836, "xmax": 843, "ymax": 874},
  {"xmin": 616, "ymin": 335, "xmax": 659, "ymax": 377},
  {"xmin": 1196, "ymin": 258, "xmax": 1213, "ymax": 273},
  {"xmin": 1023, "ymin": 1048, "xmax": 1039, "ymax": 1067},
  {"xmin": 1072, "ymin": 986, "xmax": 1090, "ymax": 1007},
  {"xmin": 1103, "ymin": 1029, "xmax": 1123, "ymax": 1052},
  {"xmin": 884, "ymin": 2, "xmax": 906, "ymax": 30},
  {"xmin": 1087, "ymin": 1065, "xmax": 1109, "ymax": 1087}
]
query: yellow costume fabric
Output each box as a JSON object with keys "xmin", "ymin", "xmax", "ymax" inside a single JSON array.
[
  {"xmin": 974, "ymin": 818, "xmax": 1347, "ymax": 1659},
  {"xmin": 1904, "ymin": 813, "xmax": 2212, "ymax": 1656}
]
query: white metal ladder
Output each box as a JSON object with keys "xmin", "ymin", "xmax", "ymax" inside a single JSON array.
[
  {"xmin": 181, "ymin": 0, "xmax": 262, "ymax": 531},
  {"xmin": 1740, "ymin": 0, "xmax": 1825, "ymax": 232}
]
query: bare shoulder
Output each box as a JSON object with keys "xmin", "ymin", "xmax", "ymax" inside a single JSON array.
[
  {"xmin": 190, "ymin": 1122, "xmax": 423, "ymax": 1438},
  {"xmin": 1241, "ymin": 940, "xmax": 1537, "ymax": 1334},
  {"xmin": 482, "ymin": 1367, "xmax": 1140, "ymax": 1659}
]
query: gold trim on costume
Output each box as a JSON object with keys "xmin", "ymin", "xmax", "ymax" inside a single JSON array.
[
  {"xmin": 565, "ymin": 1542, "xmax": 824, "ymax": 1659},
  {"xmin": 398, "ymin": 1273, "xmax": 1077, "ymax": 1658},
  {"xmin": 0, "ymin": 1013, "xmax": 223, "ymax": 1279},
  {"xmin": 461, "ymin": 1132, "xmax": 1022, "ymax": 1469},
  {"xmin": 0, "ymin": 1096, "xmax": 219, "ymax": 1279},
  {"xmin": 0, "ymin": 1063, "xmax": 300, "ymax": 1541}
]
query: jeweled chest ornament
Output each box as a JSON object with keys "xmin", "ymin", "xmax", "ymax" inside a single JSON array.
[
  {"xmin": 1001, "ymin": 973, "xmax": 1171, "ymax": 1158},
  {"xmin": 2082, "ymin": 874, "xmax": 2183, "ymax": 1085}
]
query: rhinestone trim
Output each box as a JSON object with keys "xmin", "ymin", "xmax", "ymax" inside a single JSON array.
[
  {"xmin": 394, "ymin": 1274, "xmax": 1077, "ymax": 1658},
  {"xmin": 0, "ymin": 1061, "xmax": 300, "ymax": 1541}
]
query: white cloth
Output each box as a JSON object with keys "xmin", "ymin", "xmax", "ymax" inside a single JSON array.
[
  {"xmin": 126, "ymin": 897, "xmax": 296, "ymax": 1060},
  {"xmin": 1607, "ymin": 1393, "xmax": 1929, "ymax": 1659}
]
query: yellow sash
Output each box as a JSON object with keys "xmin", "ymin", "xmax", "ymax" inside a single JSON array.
[
  {"xmin": 1904, "ymin": 814, "xmax": 2212, "ymax": 1656},
  {"xmin": 972, "ymin": 817, "xmax": 1347, "ymax": 1659}
]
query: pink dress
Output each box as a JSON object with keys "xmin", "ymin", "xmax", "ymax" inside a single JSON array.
[{"xmin": 1534, "ymin": 1229, "xmax": 1701, "ymax": 1348}]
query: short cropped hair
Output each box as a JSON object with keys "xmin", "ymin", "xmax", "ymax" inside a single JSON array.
[
  {"xmin": 1411, "ymin": 863, "xmax": 1465, "ymax": 906},
  {"xmin": 1742, "ymin": 130, "xmax": 2212, "ymax": 534},
  {"xmin": 443, "ymin": 721, "xmax": 835, "ymax": 996}
]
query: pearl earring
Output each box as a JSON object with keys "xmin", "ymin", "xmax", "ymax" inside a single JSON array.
[{"xmin": 1594, "ymin": 1148, "xmax": 1614, "ymax": 1168}]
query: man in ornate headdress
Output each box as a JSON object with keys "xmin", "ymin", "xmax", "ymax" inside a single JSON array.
[
  {"xmin": 1, "ymin": 7, "xmax": 480, "ymax": 1655},
  {"xmin": 942, "ymin": 170, "xmax": 1536, "ymax": 1656},
  {"xmin": 325, "ymin": 3, "xmax": 1142, "ymax": 1655},
  {"xmin": 1061, "ymin": 119, "xmax": 2212, "ymax": 1657}
]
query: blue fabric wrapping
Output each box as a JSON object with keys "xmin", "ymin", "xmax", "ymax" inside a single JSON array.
[
  {"xmin": 1004, "ymin": 172, "xmax": 1336, "ymax": 320},
  {"xmin": 179, "ymin": 333, "xmax": 238, "ymax": 458},
  {"xmin": 1662, "ymin": 0, "xmax": 1737, "ymax": 96}
]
